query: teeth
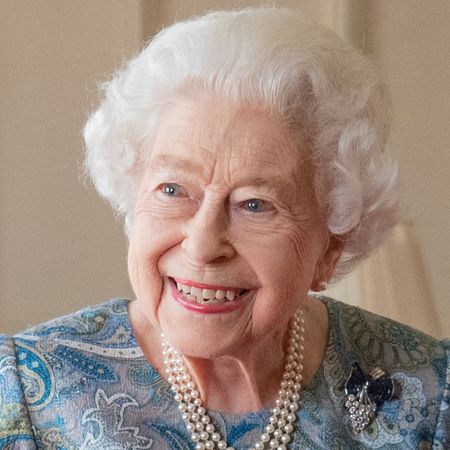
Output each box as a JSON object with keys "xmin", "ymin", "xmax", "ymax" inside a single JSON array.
[
  {"xmin": 182, "ymin": 284, "xmax": 191, "ymax": 294},
  {"xmin": 226, "ymin": 290, "xmax": 236, "ymax": 301},
  {"xmin": 208, "ymin": 299, "xmax": 220, "ymax": 305},
  {"xmin": 202, "ymin": 289, "xmax": 216, "ymax": 300},
  {"xmin": 174, "ymin": 280, "xmax": 245, "ymax": 304},
  {"xmin": 190, "ymin": 287, "xmax": 203, "ymax": 298}
]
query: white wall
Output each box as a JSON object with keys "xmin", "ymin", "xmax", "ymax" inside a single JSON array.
[
  {"xmin": 0, "ymin": 0, "xmax": 141, "ymax": 333},
  {"xmin": 366, "ymin": 1, "xmax": 450, "ymax": 336}
]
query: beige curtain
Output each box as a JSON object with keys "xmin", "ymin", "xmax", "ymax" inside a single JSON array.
[{"xmin": 324, "ymin": 222, "xmax": 441, "ymax": 337}]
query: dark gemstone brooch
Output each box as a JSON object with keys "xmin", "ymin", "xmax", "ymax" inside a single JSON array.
[{"xmin": 344, "ymin": 362, "xmax": 395, "ymax": 433}]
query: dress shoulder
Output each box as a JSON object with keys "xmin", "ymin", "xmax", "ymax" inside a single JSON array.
[
  {"xmin": 321, "ymin": 295, "xmax": 447, "ymax": 372},
  {"xmin": 0, "ymin": 334, "xmax": 37, "ymax": 449},
  {"xmin": 16, "ymin": 298, "xmax": 132, "ymax": 342},
  {"xmin": 432, "ymin": 339, "xmax": 449, "ymax": 449},
  {"xmin": 8, "ymin": 298, "xmax": 149, "ymax": 448},
  {"xmin": 317, "ymin": 295, "xmax": 449, "ymax": 448}
]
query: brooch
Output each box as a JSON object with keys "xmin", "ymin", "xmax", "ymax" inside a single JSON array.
[{"xmin": 344, "ymin": 362, "xmax": 395, "ymax": 433}]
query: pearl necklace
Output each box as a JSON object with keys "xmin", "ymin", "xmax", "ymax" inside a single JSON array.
[{"xmin": 161, "ymin": 308, "xmax": 305, "ymax": 450}]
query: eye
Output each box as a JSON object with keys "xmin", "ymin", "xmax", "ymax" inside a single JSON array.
[
  {"xmin": 242, "ymin": 198, "xmax": 272, "ymax": 213},
  {"xmin": 158, "ymin": 183, "xmax": 187, "ymax": 197}
]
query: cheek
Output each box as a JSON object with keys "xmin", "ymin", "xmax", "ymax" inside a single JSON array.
[
  {"xmin": 288, "ymin": 225, "xmax": 325, "ymax": 272},
  {"xmin": 127, "ymin": 214, "xmax": 182, "ymax": 324},
  {"xmin": 235, "ymin": 225, "xmax": 323, "ymax": 328},
  {"xmin": 237, "ymin": 223, "xmax": 322, "ymax": 286}
]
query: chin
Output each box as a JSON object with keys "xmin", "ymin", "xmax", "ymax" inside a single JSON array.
[
  {"xmin": 161, "ymin": 307, "xmax": 253, "ymax": 354},
  {"xmin": 157, "ymin": 296, "xmax": 254, "ymax": 359}
]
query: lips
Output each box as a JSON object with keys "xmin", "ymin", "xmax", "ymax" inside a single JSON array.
[{"xmin": 168, "ymin": 277, "xmax": 251, "ymax": 314}]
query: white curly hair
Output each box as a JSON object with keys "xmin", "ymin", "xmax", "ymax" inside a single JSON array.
[{"xmin": 83, "ymin": 7, "xmax": 400, "ymax": 278}]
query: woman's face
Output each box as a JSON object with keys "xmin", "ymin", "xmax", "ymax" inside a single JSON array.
[{"xmin": 128, "ymin": 96, "xmax": 335, "ymax": 357}]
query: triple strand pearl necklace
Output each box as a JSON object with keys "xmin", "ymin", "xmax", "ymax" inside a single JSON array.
[{"xmin": 161, "ymin": 308, "xmax": 305, "ymax": 450}]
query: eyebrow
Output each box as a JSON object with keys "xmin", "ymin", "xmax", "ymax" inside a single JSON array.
[
  {"xmin": 147, "ymin": 155, "xmax": 205, "ymax": 175},
  {"xmin": 147, "ymin": 154, "xmax": 298, "ymax": 194},
  {"xmin": 240, "ymin": 175, "xmax": 297, "ymax": 194}
]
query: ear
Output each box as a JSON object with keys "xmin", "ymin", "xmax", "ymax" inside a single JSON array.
[{"xmin": 310, "ymin": 234, "xmax": 346, "ymax": 291}]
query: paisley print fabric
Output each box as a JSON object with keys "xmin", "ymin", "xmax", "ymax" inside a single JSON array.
[{"xmin": 0, "ymin": 297, "xmax": 448, "ymax": 449}]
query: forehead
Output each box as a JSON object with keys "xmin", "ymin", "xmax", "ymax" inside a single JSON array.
[{"xmin": 148, "ymin": 96, "xmax": 310, "ymax": 181}]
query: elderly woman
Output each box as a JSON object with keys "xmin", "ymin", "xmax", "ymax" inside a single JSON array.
[{"xmin": 1, "ymin": 8, "xmax": 448, "ymax": 450}]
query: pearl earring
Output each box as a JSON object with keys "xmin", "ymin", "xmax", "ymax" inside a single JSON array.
[{"xmin": 319, "ymin": 281, "xmax": 328, "ymax": 291}]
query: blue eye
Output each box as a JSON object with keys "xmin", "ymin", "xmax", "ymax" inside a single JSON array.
[
  {"xmin": 159, "ymin": 183, "xmax": 185, "ymax": 197},
  {"xmin": 244, "ymin": 198, "xmax": 268, "ymax": 213}
]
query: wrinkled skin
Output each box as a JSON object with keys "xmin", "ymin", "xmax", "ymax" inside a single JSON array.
[{"xmin": 127, "ymin": 95, "xmax": 343, "ymax": 413}]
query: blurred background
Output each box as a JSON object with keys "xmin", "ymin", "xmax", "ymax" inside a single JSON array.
[{"xmin": 1, "ymin": 0, "xmax": 449, "ymax": 337}]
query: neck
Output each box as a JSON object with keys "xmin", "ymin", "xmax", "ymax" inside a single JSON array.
[{"xmin": 182, "ymin": 330, "xmax": 286, "ymax": 414}]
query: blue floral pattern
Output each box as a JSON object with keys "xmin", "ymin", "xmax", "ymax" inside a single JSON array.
[{"xmin": 0, "ymin": 297, "xmax": 448, "ymax": 449}]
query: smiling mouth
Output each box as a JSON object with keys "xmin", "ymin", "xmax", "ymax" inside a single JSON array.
[{"xmin": 169, "ymin": 277, "xmax": 250, "ymax": 305}]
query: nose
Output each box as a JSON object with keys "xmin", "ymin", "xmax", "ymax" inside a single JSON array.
[{"xmin": 181, "ymin": 200, "xmax": 236, "ymax": 264}]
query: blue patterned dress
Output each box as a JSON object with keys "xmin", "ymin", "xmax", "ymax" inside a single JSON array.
[{"xmin": 0, "ymin": 297, "xmax": 448, "ymax": 449}]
